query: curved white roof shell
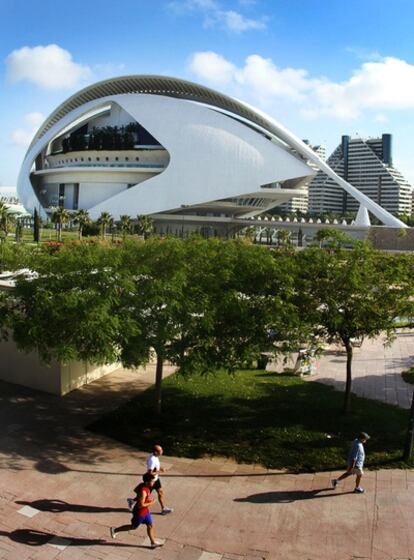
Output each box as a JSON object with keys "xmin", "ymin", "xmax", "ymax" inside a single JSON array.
[{"xmin": 19, "ymin": 75, "xmax": 406, "ymax": 227}]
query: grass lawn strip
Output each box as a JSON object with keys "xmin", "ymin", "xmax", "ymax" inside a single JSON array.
[{"xmin": 89, "ymin": 369, "xmax": 413, "ymax": 472}]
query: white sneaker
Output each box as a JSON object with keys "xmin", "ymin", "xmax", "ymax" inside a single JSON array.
[
  {"xmin": 151, "ymin": 542, "xmax": 164, "ymax": 549},
  {"xmin": 354, "ymin": 487, "xmax": 365, "ymax": 493},
  {"xmin": 127, "ymin": 498, "xmax": 136, "ymax": 510},
  {"xmin": 161, "ymin": 507, "xmax": 173, "ymax": 515},
  {"xmin": 110, "ymin": 527, "xmax": 116, "ymax": 539}
]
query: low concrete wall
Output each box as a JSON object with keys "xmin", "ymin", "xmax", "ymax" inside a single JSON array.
[
  {"xmin": 0, "ymin": 337, "xmax": 119, "ymax": 395},
  {"xmin": 368, "ymin": 226, "xmax": 414, "ymax": 251},
  {"xmin": 60, "ymin": 361, "xmax": 120, "ymax": 395}
]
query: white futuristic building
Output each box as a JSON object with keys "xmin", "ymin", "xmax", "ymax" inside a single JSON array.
[{"xmin": 17, "ymin": 75, "xmax": 406, "ymax": 231}]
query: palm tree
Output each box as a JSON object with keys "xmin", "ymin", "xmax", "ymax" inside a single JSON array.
[
  {"xmin": 50, "ymin": 206, "xmax": 70, "ymax": 242},
  {"xmin": 119, "ymin": 214, "xmax": 131, "ymax": 239},
  {"xmin": 276, "ymin": 229, "xmax": 290, "ymax": 247},
  {"xmin": 0, "ymin": 202, "xmax": 14, "ymax": 240},
  {"xmin": 73, "ymin": 209, "xmax": 91, "ymax": 240},
  {"xmin": 243, "ymin": 226, "xmax": 256, "ymax": 243},
  {"xmin": 136, "ymin": 214, "xmax": 154, "ymax": 240},
  {"xmin": 97, "ymin": 211, "xmax": 112, "ymax": 239},
  {"xmin": 109, "ymin": 217, "xmax": 116, "ymax": 241}
]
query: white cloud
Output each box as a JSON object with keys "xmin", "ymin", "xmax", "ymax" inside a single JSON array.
[
  {"xmin": 189, "ymin": 51, "xmax": 414, "ymax": 120},
  {"xmin": 236, "ymin": 55, "xmax": 314, "ymax": 101},
  {"xmin": 168, "ymin": 0, "xmax": 266, "ymax": 32},
  {"xmin": 189, "ymin": 51, "xmax": 237, "ymax": 83},
  {"xmin": 190, "ymin": 51, "xmax": 313, "ymax": 100},
  {"xmin": 11, "ymin": 112, "xmax": 45, "ymax": 147},
  {"xmin": 373, "ymin": 113, "xmax": 389, "ymax": 123},
  {"xmin": 94, "ymin": 62, "xmax": 127, "ymax": 75},
  {"xmin": 6, "ymin": 44, "xmax": 91, "ymax": 89},
  {"xmin": 344, "ymin": 46, "xmax": 382, "ymax": 61},
  {"xmin": 11, "ymin": 129, "xmax": 34, "ymax": 147},
  {"xmin": 311, "ymin": 57, "xmax": 414, "ymax": 119},
  {"xmin": 24, "ymin": 112, "xmax": 45, "ymax": 127},
  {"xmin": 218, "ymin": 10, "xmax": 266, "ymax": 32}
]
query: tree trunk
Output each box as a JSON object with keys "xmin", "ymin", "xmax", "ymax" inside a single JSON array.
[
  {"xmin": 154, "ymin": 352, "xmax": 164, "ymax": 416},
  {"xmin": 343, "ymin": 339, "xmax": 353, "ymax": 413},
  {"xmin": 34, "ymin": 209, "xmax": 40, "ymax": 243},
  {"xmin": 403, "ymin": 389, "xmax": 414, "ymax": 461}
]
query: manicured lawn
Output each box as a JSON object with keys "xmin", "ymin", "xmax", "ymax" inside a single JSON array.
[
  {"xmin": 402, "ymin": 366, "xmax": 414, "ymax": 385},
  {"xmin": 19, "ymin": 228, "xmax": 79, "ymax": 243},
  {"xmin": 89, "ymin": 369, "xmax": 413, "ymax": 472}
]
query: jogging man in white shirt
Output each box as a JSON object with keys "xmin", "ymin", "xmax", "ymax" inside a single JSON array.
[{"xmin": 146, "ymin": 444, "xmax": 173, "ymax": 515}]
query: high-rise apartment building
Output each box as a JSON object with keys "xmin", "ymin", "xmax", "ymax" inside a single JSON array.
[
  {"xmin": 308, "ymin": 134, "xmax": 412, "ymax": 216},
  {"xmin": 277, "ymin": 142, "xmax": 326, "ymax": 213}
]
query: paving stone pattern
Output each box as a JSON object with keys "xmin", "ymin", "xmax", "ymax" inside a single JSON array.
[
  {"xmin": 309, "ymin": 331, "xmax": 414, "ymax": 409},
  {"xmin": 0, "ymin": 335, "xmax": 413, "ymax": 559}
]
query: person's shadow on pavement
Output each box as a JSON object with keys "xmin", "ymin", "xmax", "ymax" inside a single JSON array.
[
  {"xmin": 0, "ymin": 529, "xmax": 152, "ymax": 549},
  {"xmin": 234, "ymin": 488, "xmax": 354, "ymax": 504},
  {"xmin": 0, "ymin": 529, "xmax": 105, "ymax": 547},
  {"xmin": 16, "ymin": 499, "xmax": 128, "ymax": 513}
]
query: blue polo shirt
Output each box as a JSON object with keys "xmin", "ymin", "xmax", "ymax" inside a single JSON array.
[{"xmin": 348, "ymin": 439, "xmax": 365, "ymax": 469}]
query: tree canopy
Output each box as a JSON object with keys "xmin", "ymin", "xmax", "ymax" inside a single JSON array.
[
  {"xmin": 1, "ymin": 236, "xmax": 413, "ymax": 417},
  {"xmin": 296, "ymin": 242, "xmax": 414, "ymax": 411}
]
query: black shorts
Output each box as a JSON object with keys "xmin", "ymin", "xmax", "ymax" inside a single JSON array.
[{"xmin": 151, "ymin": 478, "xmax": 162, "ymax": 492}]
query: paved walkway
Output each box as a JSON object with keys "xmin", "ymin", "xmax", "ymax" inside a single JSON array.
[
  {"xmin": 310, "ymin": 331, "xmax": 414, "ymax": 409},
  {"xmin": 0, "ymin": 335, "xmax": 413, "ymax": 560}
]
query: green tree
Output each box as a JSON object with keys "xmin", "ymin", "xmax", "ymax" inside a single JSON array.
[
  {"xmin": 118, "ymin": 237, "xmax": 189, "ymax": 414},
  {"xmin": 117, "ymin": 238, "xmax": 292, "ymax": 414},
  {"xmin": 97, "ymin": 211, "xmax": 112, "ymax": 239},
  {"xmin": 313, "ymin": 227, "xmax": 354, "ymax": 250},
  {"xmin": 135, "ymin": 214, "xmax": 154, "ymax": 239},
  {"xmin": 50, "ymin": 207, "xmax": 70, "ymax": 242},
  {"xmin": 176, "ymin": 239, "xmax": 299, "ymax": 376},
  {"xmin": 297, "ymin": 244, "xmax": 414, "ymax": 413},
  {"xmin": 2, "ymin": 242, "xmax": 128, "ymax": 365},
  {"xmin": 276, "ymin": 229, "xmax": 290, "ymax": 247},
  {"xmin": 119, "ymin": 215, "xmax": 131, "ymax": 239},
  {"xmin": 33, "ymin": 208, "xmax": 41, "ymax": 243},
  {"xmin": 15, "ymin": 217, "xmax": 23, "ymax": 243},
  {"xmin": 73, "ymin": 209, "xmax": 91, "ymax": 240},
  {"xmin": 0, "ymin": 202, "xmax": 15, "ymax": 240}
]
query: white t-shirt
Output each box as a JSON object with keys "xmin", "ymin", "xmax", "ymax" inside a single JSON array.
[{"xmin": 147, "ymin": 453, "xmax": 161, "ymax": 480}]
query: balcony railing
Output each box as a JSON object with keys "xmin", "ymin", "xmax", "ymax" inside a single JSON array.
[
  {"xmin": 42, "ymin": 162, "xmax": 165, "ymax": 170},
  {"xmin": 52, "ymin": 123, "xmax": 162, "ymax": 154}
]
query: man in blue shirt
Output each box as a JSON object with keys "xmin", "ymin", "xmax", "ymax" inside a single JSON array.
[{"xmin": 332, "ymin": 432, "xmax": 370, "ymax": 493}]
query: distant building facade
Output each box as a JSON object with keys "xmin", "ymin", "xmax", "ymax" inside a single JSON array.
[
  {"xmin": 308, "ymin": 134, "xmax": 412, "ymax": 216},
  {"xmin": 277, "ymin": 142, "xmax": 326, "ymax": 214}
]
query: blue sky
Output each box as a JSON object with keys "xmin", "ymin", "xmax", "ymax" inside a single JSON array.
[{"xmin": 1, "ymin": 0, "xmax": 414, "ymax": 188}]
